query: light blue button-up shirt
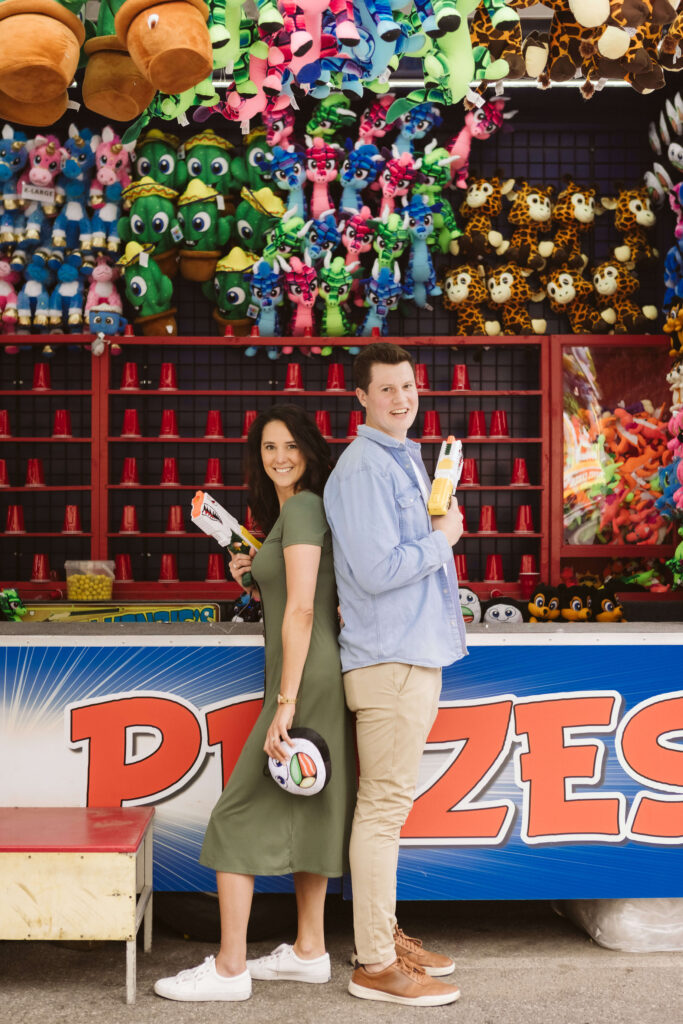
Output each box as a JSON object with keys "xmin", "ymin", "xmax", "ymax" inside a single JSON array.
[{"xmin": 323, "ymin": 424, "xmax": 468, "ymax": 673}]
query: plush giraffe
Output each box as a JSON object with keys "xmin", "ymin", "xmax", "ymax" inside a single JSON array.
[
  {"xmin": 592, "ymin": 260, "xmax": 658, "ymax": 332},
  {"xmin": 486, "ymin": 262, "xmax": 546, "ymax": 335},
  {"xmin": 452, "ymin": 174, "xmax": 515, "ymax": 260},
  {"xmin": 601, "ymin": 185, "xmax": 658, "ymax": 267},
  {"xmin": 551, "ymin": 180, "xmax": 598, "ymax": 267},
  {"xmin": 543, "ymin": 259, "xmax": 616, "ymax": 333},
  {"xmin": 660, "ymin": 7, "xmax": 683, "ymax": 70},
  {"xmin": 441, "ymin": 262, "xmax": 501, "ymax": 336},
  {"xmin": 469, "ymin": 0, "xmax": 539, "ymax": 80},
  {"xmin": 506, "ymin": 181, "xmax": 555, "ymax": 271}
]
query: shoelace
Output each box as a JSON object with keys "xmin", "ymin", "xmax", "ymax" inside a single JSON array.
[
  {"xmin": 256, "ymin": 943, "xmax": 291, "ymax": 967},
  {"xmin": 394, "ymin": 928, "xmax": 424, "ymax": 952},
  {"xmin": 394, "ymin": 956, "xmax": 428, "ymax": 985},
  {"xmin": 176, "ymin": 956, "xmax": 215, "ymax": 983}
]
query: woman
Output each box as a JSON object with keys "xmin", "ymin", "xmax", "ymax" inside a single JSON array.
[{"xmin": 155, "ymin": 404, "xmax": 356, "ymax": 1002}]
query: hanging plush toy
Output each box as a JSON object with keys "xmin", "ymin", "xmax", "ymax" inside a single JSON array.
[
  {"xmin": 133, "ymin": 130, "xmax": 182, "ymax": 190},
  {"xmin": 592, "ymin": 259, "xmax": 658, "ymax": 333},
  {"xmin": 177, "ymin": 130, "xmax": 239, "ymax": 197},
  {"xmin": 358, "ymin": 95, "xmax": 396, "ymax": 145},
  {"xmin": 392, "ymin": 102, "xmax": 442, "ymax": 156},
  {"xmin": 305, "ymin": 135, "xmax": 342, "ymax": 220},
  {"xmin": 248, "ymin": 257, "xmax": 285, "ymax": 340},
  {"xmin": 447, "ymin": 96, "xmax": 512, "ymax": 188},
  {"xmin": 117, "ymin": 240, "xmax": 177, "ymax": 335},
  {"xmin": 177, "ymin": 179, "xmax": 232, "ymax": 281},
  {"xmin": 306, "ymin": 95, "xmax": 358, "ymax": 140},
  {"xmin": 318, "ymin": 252, "xmax": 356, "ymax": 336},
  {"xmin": 12, "ymin": 135, "xmax": 65, "ymax": 273},
  {"xmin": 262, "ymin": 209, "xmax": 310, "ymax": 263},
  {"xmin": 601, "ymin": 184, "xmax": 658, "ymax": 268},
  {"xmin": 205, "ymin": 246, "xmax": 258, "ymax": 335},
  {"xmin": 50, "ymin": 126, "xmax": 99, "ymax": 254},
  {"xmin": 558, "ymin": 583, "xmax": 593, "ymax": 622},
  {"xmin": 305, "ymin": 210, "xmax": 344, "ymax": 264},
  {"xmin": 377, "ymin": 148, "xmax": 422, "ymax": 218},
  {"xmin": 89, "ymin": 127, "xmax": 135, "ymax": 252},
  {"xmin": 482, "ymin": 597, "xmax": 527, "ymax": 624},
  {"xmin": 283, "ymin": 254, "xmax": 318, "ymax": 336},
  {"xmin": 260, "ymin": 145, "xmax": 307, "ymax": 217},
  {"xmin": 487, "ymin": 262, "xmax": 546, "ymax": 334},
  {"xmin": 413, "ymin": 141, "xmax": 461, "ymax": 255},
  {"xmin": 550, "ymin": 179, "xmax": 598, "ymax": 267},
  {"xmin": 403, "ymin": 193, "xmax": 441, "ymax": 309},
  {"xmin": 358, "ymin": 261, "xmax": 402, "ymax": 337},
  {"xmin": 338, "ymin": 142, "xmax": 384, "ymax": 213},
  {"xmin": 85, "ymin": 254, "xmax": 124, "ymax": 325},
  {"xmin": 0, "ymin": 257, "xmax": 20, "ymax": 333},
  {"xmin": 81, "ymin": 0, "xmax": 156, "ymax": 123},
  {"xmin": 442, "ymin": 262, "xmax": 500, "ymax": 336},
  {"xmin": 340, "ymin": 205, "xmax": 374, "ymax": 301},
  {"xmin": 0, "ymin": 127, "xmax": 29, "ymax": 213},
  {"xmin": 453, "ymin": 174, "xmax": 514, "ymax": 260},
  {"xmin": 544, "ymin": 258, "xmax": 616, "ymax": 333},
  {"xmin": 371, "ymin": 209, "xmax": 410, "ymax": 270},
  {"xmin": 234, "ymin": 185, "xmax": 286, "ymax": 254},
  {"xmin": 505, "ymin": 181, "xmax": 555, "ymax": 271},
  {"xmin": 119, "ymin": 177, "xmax": 182, "ymax": 278}
]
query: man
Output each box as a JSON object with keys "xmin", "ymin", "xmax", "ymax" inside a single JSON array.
[{"xmin": 324, "ymin": 342, "xmax": 467, "ymax": 1007}]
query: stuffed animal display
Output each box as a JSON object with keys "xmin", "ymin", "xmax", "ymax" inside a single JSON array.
[{"xmin": 0, "ymin": 124, "xmax": 129, "ymax": 345}]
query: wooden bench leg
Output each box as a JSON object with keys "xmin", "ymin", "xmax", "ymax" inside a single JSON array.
[{"xmin": 126, "ymin": 938, "xmax": 136, "ymax": 1004}]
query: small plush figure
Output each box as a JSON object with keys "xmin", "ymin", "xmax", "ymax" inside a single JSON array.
[
  {"xmin": 558, "ymin": 583, "xmax": 593, "ymax": 622},
  {"xmin": 592, "ymin": 583, "xmax": 626, "ymax": 622},
  {"xmin": 0, "ymin": 258, "xmax": 20, "ymax": 333},
  {"xmin": 487, "ymin": 263, "xmax": 546, "ymax": 334},
  {"xmin": 459, "ymin": 587, "xmax": 482, "ymax": 625},
  {"xmin": 283, "ymin": 255, "xmax": 318, "ymax": 336},
  {"xmin": 204, "ymin": 246, "xmax": 258, "ymax": 335},
  {"xmin": 482, "ymin": 598, "xmax": 526, "ymax": 624},
  {"xmin": 117, "ymin": 241, "xmax": 176, "ymax": 336},
  {"xmin": 16, "ymin": 257, "xmax": 54, "ymax": 332},
  {"xmin": 318, "ymin": 253, "xmax": 356, "ymax": 336},
  {"xmin": 0, "ymin": 588, "xmax": 26, "ymax": 622},
  {"xmin": 592, "ymin": 260, "xmax": 658, "ymax": 333},
  {"xmin": 134, "ymin": 129, "xmax": 182, "ymax": 189},
  {"xmin": 527, "ymin": 584, "xmax": 561, "ymax": 623},
  {"xmin": 392, "ymin": 102, "xmax": 442, "ymax": 156},
  {"xmin": 338, "ymin": 142, "xmax": 384, "ymax": 212},
  {"xmin": 119, "ymin": 177, "xmax": 181, "ymax": 278},
  {"xmin": 358, "ymin": 95, "xmax": 396, "ymax": 145},
  {"xmin": 601, "ymin": 185, "xmax": 658, "ymax": 268},
  {"xmin": 90, "ymin": 126, "xmax": 135, "ymax": 252},
  {"xmin": 403, "ymin": 193, "xmax": 441, "ymax": 309},
  {"xmin": 442, "ymin": 263, "xmax": 500, "ymax": 336},
  {"xmin": 358, "ymin": 261, "xmax": 402, "ymax": 337},
  {"xmin": 506, "ymin": 181, "xmax": 555, "ymax": 271},
  {"xmin": 446, "ymin": 97, "xmax": 509, "ymax": 189},
  {"xmin": 177, "ymin": 130, "xmax": 238, "ymax": 196},
  {"xmin": 305, "ymin": 211, "xmax": 343, "ymax": 264},
  {"xmin": 233, "ymin": 185, "xmax": 286, "ymax": 255},
  {"xmin": 85, "ymin": 254, "xmax": 123, "ymax": 320},
  {"xmin": 0, "ymin": 126, "xmax": 29, "ymax": 210},
  {"xmin": 341, "ymin": 205, "xmax": 374, "ymax": 301},
  {"xmin": 248, "ymin": 258, "xmax": 285, "ymax": 338},
  {"xmin": 263, "ymin": 210, "xmax": 310, "ymax": 263},
  {"xmin": 453, "ymin": 175, "xmax": 514, "ymax": 260},
  {"xmin": 377, "ymin": 149, "xmax": 422, "ymax": 218},
  {"xmin": 305, "ymin": 94, "xmax": 358, "ymax": 139},
  {"xmin": 545, "ymin": 260, "xmax": 616, "ymax": 334},
  {"xmin": 371, "ymin": 210, "xmax": 410, "ymax": 271},
  {"xmin": 413, "ymin": 141, "xmax": 461, "ymax": 254},
  {"xmin": 261, "ymin": 144, "xmax": 307, "ymax": 218},
  {"xmin": 177, "ymin": 179, "xmax": 232, "ymax": 282},
  {"xmin": 49, "ymin": 251, "xmax": 87, "ymax": 333}
]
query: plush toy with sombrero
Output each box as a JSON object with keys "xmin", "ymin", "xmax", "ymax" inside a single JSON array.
[
  {"xmin": 233, "ymin": 186, "xmax": 287, "ymax": 253},
  {"xmin": 176, "ymin": 130, "xmax": 238, "ymax": 198},
  {"xmin": 133, "ymin": 129, "xmax": 182, "ymax": 189},
  {"xmin": 119, "ymin": 176, "xmax": 181, "ymax": 278},
  {"xmin": 203, "ymin": 245, "xmax": 258, "ymax": 336},
  {"xmin": 177, "ymin": 179, "xmax": 232, "ymax": 282},
  {"xmin": 117, "ymin": 239, "xmax": 176, "ymax": 335}
]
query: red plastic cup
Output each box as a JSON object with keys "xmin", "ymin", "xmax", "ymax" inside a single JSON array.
[
  {"xmin": 119, "ymin": 505, "xmax": 140, "ymax": 533},
  {"xmin": 32, "ymin": 363, "xmax": 51, "ymax": 391},
  {"xmin": 514, "ymin": 504, "xmax": 534, "ymax": 534},
  {"xmin": 120, "ymin": 457, "xmax": 139, "ymax": 486},
  {"xmin": 0, "ymin": 409, "xmax": 10, "ymax": 437},
  {"xmin": 454, "ymin": 552, "xmax": 469, "ymax": 582},
  {"xmin": 120, "ymin": 362, "xmax": 140, "ymax": 391},
  {"xmin": 422, "ymin": 410, "xmax": 442, "ymax": 440},
  {"xmin": 159, "ymin": 409, "xmax": 179, "ymax": 438},
  {"xmin": 25, "ymin": 458, "xmax": 45, "ymax": 487},
  {"xmin": 519, "ymin": 553, "xmax": 538, "ymax": 575},
  {"xmin": 159, "ymin": 362, "xmax": 178, "ymax": 391},
  {"xmin": 460, "ymin": 457, "xmax": 479, "ymax": 486},
  {"xmin": 467, "ymin": 410, "xmax": 486, "ymax": 438},
  {"xmin": 0, "ymin": 459, "xmax": 9, "ymax": 487},
  {"xmin": 165, "ymin": 505, "xmax": 185, "ymax": 534},
  {"xmin": 511, "ymin": 457, "xmax": 530, "ymax": 486},
  {"xmin": 120, "ymin": 409, "xmax": 141, "ymax": 438},
  {"xmin": 414, "ymin": 363, "xmax": 429, "ymax": 392},
  {"xmin": 346, "ymin": 410, "xmax": 364, "ymax": 439},
  {"xmin": 315, "ymin": 409, "xmax": 333, "ymax": 439},
  {"xmin": 205, "ymin": 410, "xmax": 224, "ymax": 438},
  {"xmin": 242, "ymin": 409, "xmax": 258, "ymax": 438},
  {"xmin": 284, "ymin": 362, "xmax": 304, "ymax": 391},
  {"xmin": 31, "ymin": 553, "xmax": 50, "ymax": 582},
  {"xmin": 326, "ymin": 363, "xmax": 346, "ymax": 392},
  {"xmin": 5, "ymin": 504, "xmax": 25, "ymax": 533},
  {"xmin": 489, "ymin": 409, "xmax": 509, "ymax": 438},
  {"xmin": 52, "ymin": 409, "xmax": 72, "ymax": 437},
  {"xmin": 204, "ymin": 458, "xmax": 224, "ymax": 486},
  {"xmin": 205, "ymin": 552, "xmax": 227, "ymax": 582},
  {"xmin": 160, "ymin": 457, "xmax": 180, "ymax": 486},
  {"xmin": 478, "ymin": 504, "xmax": 497, "ymax": 533},
  {"xmin": 451, "ymin": 364, "xmax": 471, "ymax": 391},
  {"xmin": 114, "ymin": 553, "xmax": 134, "ymax": 582},
  {"xmin": 62, "ymin": 504, "xmax": 83, "ymax": 534},
  {"xmin": 158, "ymin": 553, "xmax": 179, "ymax": 582},
  {"xmin": 519, "ymin": 554, "xmax": 539, "ymax": 600},
  {"xmin": 484, "ymin": 553, "xmax": 504, "ymax": 582}
]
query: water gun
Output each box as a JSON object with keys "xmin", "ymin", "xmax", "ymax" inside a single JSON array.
[
  {"xmin": 427, "ymin": 436, "xmax": 464, "ymax": 516},
  {"xmin": 191, "ymin": 491, "xmax": 261, "ymax": 587}
]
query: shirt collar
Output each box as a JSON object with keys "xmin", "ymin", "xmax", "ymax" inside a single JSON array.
[{"xmin": 357, "ymin": 423, "xmax": 422, "ymax": 454}]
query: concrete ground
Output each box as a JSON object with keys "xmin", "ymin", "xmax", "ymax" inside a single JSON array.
[{"xmin": 2, "ymin": 896, "xmax": 680, "ymax": 1024}]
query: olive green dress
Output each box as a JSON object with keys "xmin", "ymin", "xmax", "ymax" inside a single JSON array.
[{"xmin": 200, "ymin": 490, "xmax": 356, "ymax": 877}]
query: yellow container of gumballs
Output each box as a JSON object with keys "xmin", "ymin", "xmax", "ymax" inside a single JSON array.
[{"xmin": 65, "ymin": 560, "xmax": 115, "ymax": 601}]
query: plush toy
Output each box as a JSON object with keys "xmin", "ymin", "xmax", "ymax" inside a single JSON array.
[
  {"xmin": 85, "ymin": 254, "xmax": 123, "ymax": 322},
  {"xmin": 527, "ymin": 583, "xmax": 561, "ymax": 623},
  {"xmin": 318, "ymin": 253, "xmax": 356, "ymax": 335},
  {"xmin": 536, "ymin": 0, "xmax": 611, "ymax": 86},
  {"xmin": 0, "ymin": 588, "xmax": 26, "ymax": 622},
  {"xmin": 306, "ymin": 94, "xmax": 358, "ymax": 139},
  {"xmin": 482, "ymin": 597, "xmax": 526, "ymax": 624},
  {"xmin": 592, "ymin": 259, "xmax": 658, "ymax": 333},
  {"xmin": 392, "ymin": 102, "xmax": 442, "ymax": 156},
  {"xmin": 667, "ymin": 367, "xmax": 683, "ymax": 416},
  {"xmin": 601, "ymin": 184, "xmax": 658, "ymax": 268},
  {"xmin": 12, "ymin": 135, "xmax": 64, "ymax": 272},
  {"xmin": 338, "ymin": 142, "xmax": 384, "ymax": 212},
  {"xmin": 177, "ymin": 179, "xmax": 232, "ymax": 282},
  {"xmin": 442, "ymin": 262, "xmax": 500, "ymax": 336},
  {"xmin": 81, "ymin": 0, "xmax": 156, "ymax": 123},
  {"xmin": 0, "ymin": 257, "xmax": 20, "ymax": 333},
  {"xmin": 234, "ymin": 185, "xmax": 286, "ymax": 253},
  {"xmin": 591, "ymin": 582, "xmax": 626, "ymax": 622},
  {"xmin": 468, "ymin": 0, "xmax": 539, "ymax": 81},
  {"xmin": 403, "ymin": 193, "xmax": 441, "ymax": 309},
  {"xmin": 487, "ymin": 262, "xmax": 546, "ymax": 334},
  {"xmin": 262, "ymin": 106, "xmax": 296, "ymax": 147},
  {"xmin": 262, "ymin": 209, "xmax": 310, "ymax": 263},
  {"xmin": 229, "ymin": 128, "xmax": 274, "ymax": 192},
  {"xmin": 558, "ymin": 582, "xmax": 593, "ymax": 622},
  {"xmin": 358, "ymin": 94, "xmax": 396, "ymax": 145},
  {"xmin": 283, "ymin": 254, "xmax": 318, "ymax": 336},
  {"xmin": 117, "ymin": 240, "xmax": 177, "ymax": 335},
  {"xmin": 377, "ymin": 149, "xmax": 422, "ymax": 218},
  {"xmin": 550, "ymin": 179, "xmax": 598, "ymax": 267},
  {"xmin": 421, "ymin": 0, "xmax": 508, "ymax": 106},
  {"xmin": 371, "ymin": 209, "xmax": 410, "ymax": 270},
  {"xmin": 358, "ymin": 261, "xmax": 402, "ymax": 337},
  {"xmin": 248, "ymin": 257, "xmax": 285, "ymax": 340},
  {"xmin": 452, "ymin": 175, "xmax": 514, "ymax": 260},
  {"xmin": 16, "ymin": 255, "xmax": 54, "ymax": 332},
  {"xmin": 446, "ymin": 96, "xmax": 511, "ymax": 189},
  {"xmin": 506, "ymin": 181, "xmax": 555, "ymax": 271},
  {"xmin": 134, "ymin": 130, "xmax": 182, "ymax": 190},
  {"xmin": 544, "ymin": 259, "xmax": 616, "ymax": 333},
  {"xmin": 205, "ymin": 245, "xmax": 258, "ymax": 335},
  {"xmin": 89, "ymin": 127, "xmax": 134, "ymax": 252},
  {"xmin": 412, "ymin": 141, "xmax": 461, "ymax": 255},
  {"xmin": 0, "ymin": 126, "xmax": 29, "ymax": 211},
  {"xmin": 305, "ymin": 135, "xmax": 342, "ymax": 220},
  {"xmin": 48, "ymin": 250, "xmax": 87, "ymax": 333},
  {"xmin": 261, "ymin": 144, "xmax": 307, "ymax": 217},
  {"xmin": 119, "ymin": 177, "xmax": 182, "ymax": 278},
  {"xmin": 177, "ymin": 130, "xmax": 238, "ymax": 197},
  {"xmin": 340, "ymin": 205, "xmax": 374, "ymax": 299},
  {"xmin": 459, "ymin": 586, "xmax": 482, "ymax": 624},
  {"xmin": 50, "ymin": 126, "xmax": 98, "ymax": 253},
  {"xmin": 305, "ymin": 210, "xmax": 344, "ymax": 264}
]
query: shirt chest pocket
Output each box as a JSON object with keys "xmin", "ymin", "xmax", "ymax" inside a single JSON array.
[{"xmin": 396, "ymin": 485, "xmax": 428, "ymax": 540}]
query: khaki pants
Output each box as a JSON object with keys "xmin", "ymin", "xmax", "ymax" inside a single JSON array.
[{"xmin": 343, "ymin": 662, "xmax": 442, "ymax": 964}]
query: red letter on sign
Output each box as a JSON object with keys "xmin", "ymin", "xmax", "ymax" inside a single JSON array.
[
  {"xmin": 69, "ymin": 693, "xmax": 204, "ymax": 806},
  {"xmin": 205, "ymin": 697, "xmax": 263, "ymax": 789},
  {"xmin": 402, "ymin": 699, "xmax": 515, "ymax": 844},
  {"xmin": 514, "ymin": 694, "xmax": 624, "ymax": 843},
  {"xmin": 617, "ymin": 693, "xmax": 683, "ymax": 843}
]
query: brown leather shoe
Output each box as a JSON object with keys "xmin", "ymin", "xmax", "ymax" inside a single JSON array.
[
  {"xmin": 394, "ymin": 926, "xmax": 456, "ymax": 977},
  {"xmin": 348, "ymin": 957, "xmax": 460, "ymax": 1006}
]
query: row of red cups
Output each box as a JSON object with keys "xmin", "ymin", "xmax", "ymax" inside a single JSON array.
[{"xmin": 5, "ymin": 505, "xmax": 84, "ymax": 533}]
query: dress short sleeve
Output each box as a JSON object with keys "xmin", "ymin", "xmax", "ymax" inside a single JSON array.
[{"xmin": 281, "ymin": 491, "xmax": 329, "ymax": 549}]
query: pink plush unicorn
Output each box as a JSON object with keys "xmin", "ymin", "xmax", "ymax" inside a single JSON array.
[
  {"xmin": 84, "ymin": 254, "xmax": 123, "ymax": 315},
  {"xmin": 447, "ymin": 98, "xmax": 515, "ymax": 189},
  {"xmin": 89, "ymin": 127, "xmax": 135, "ymax": 251},
  {"xmin": 305, "ymin": 136, "xmax": 342, "ymax": 220},
  {"xmin": 0, "ymin": 258, "xmax": 19, "ymax": 333}
]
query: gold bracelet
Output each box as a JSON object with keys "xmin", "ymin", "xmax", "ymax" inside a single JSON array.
[{"xmin": 277, "ymin": 693, "xmax": 297, "ymax": 705}]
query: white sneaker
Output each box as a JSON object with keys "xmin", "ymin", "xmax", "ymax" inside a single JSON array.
[
  {"xmin": 154, "ymin": 956, "xmax": 252, "ymax": 1001},
  {"xmin": 247, "ymin": 943, "xmax": 331, "ymax": 983}
]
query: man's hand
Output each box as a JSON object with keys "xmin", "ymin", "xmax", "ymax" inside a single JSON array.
[{"xmin": 431, "ymin": 498, "xmax": 464, "ymax": 547}]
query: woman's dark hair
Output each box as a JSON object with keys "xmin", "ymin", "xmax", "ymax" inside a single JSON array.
[
  {"xmin": 353, "ymin": 342, "xmax": 414, "ymax": 393},
  {"xmin": 245, "ymin": 404, "xmax": 333, "ymax": 535}
]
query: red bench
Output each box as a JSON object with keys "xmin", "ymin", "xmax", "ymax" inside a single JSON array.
[{"xmin": 0, "ymin": 806, "xmax": 154, "ymax": 1004}]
